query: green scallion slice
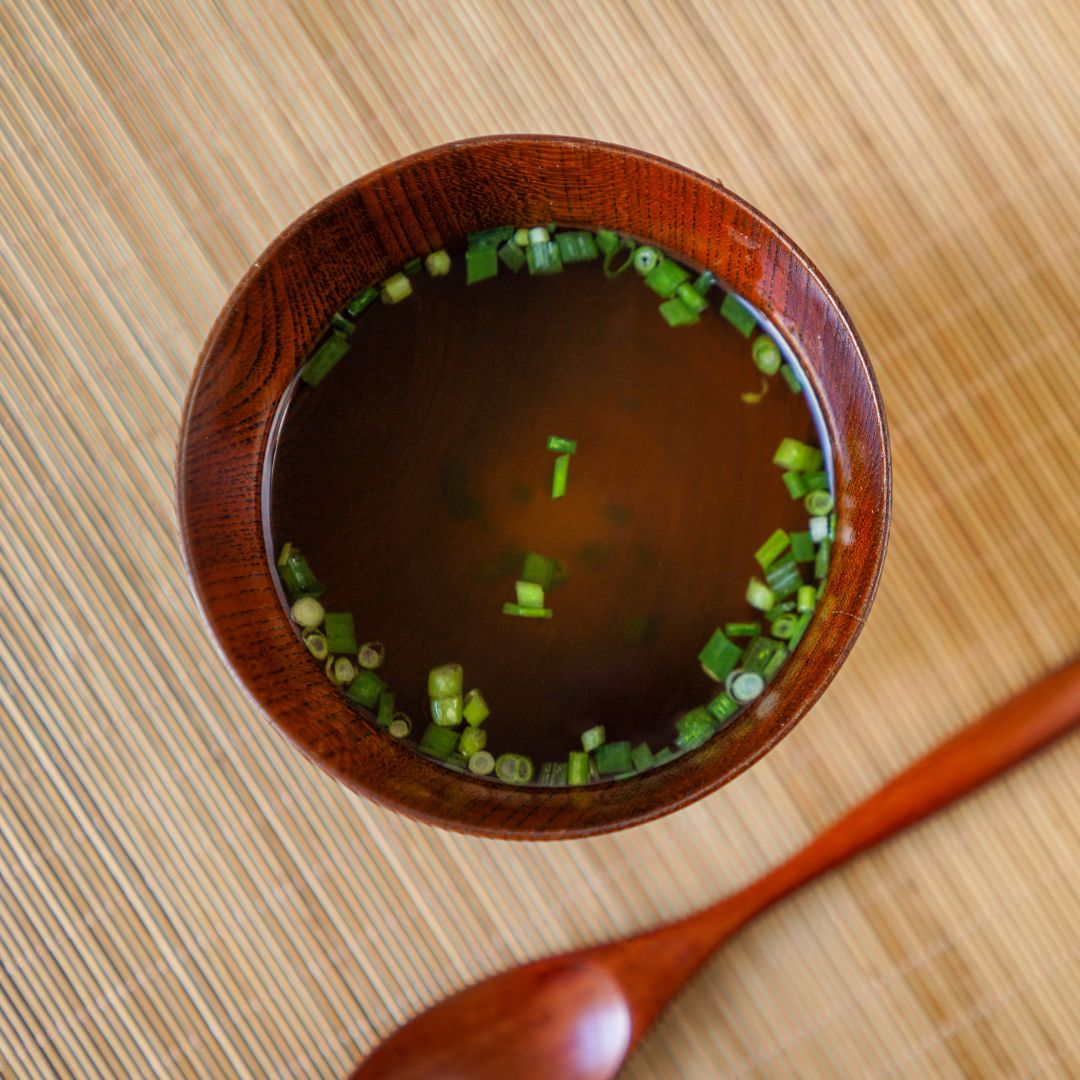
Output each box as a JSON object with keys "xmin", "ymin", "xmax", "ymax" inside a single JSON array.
[
  {"xmin": 501, "ymin": 603, "xmax": 553, "ymax": 618},
  {"xmin": 632, "ymin": 246, "xmax": 661, "ymax": 275},
  {"xmin": 546, "ymin": 435, "xmax": 578, "ymax": 455},
  {"xmin": 425, "ymin": 250, "xmax": 451, "ymax": 276},
  {"xmin": 631, "ymin": 743, "xmax": 655, "ymax": 772},
  {"xmin": 643, "ymin": 258, "xmax": 691, "ymax": 298},
  {"xmin": 763, "ymin": 602, "xmax": 796, "ymax": 620},
  {"xmin": 466, "ymin": 245, "xmax": 499, "ymax": 284},
  {"xmin": 330, "ymin": 313, "xmax": 356, "ymax": 336},
  {"xmin": 675, "ymin": 707, "xmax": 714, "ymax": 749},
  {"xmin": 498, "ymin": 239, "xmax": 526, "ymax": 273},
  {"xmin": 707, "ymin": 691, "xmax": 740, "ymax": 726},
  {"xmin": 770, "ymin": 613, "xmax": 798, "ymax": 640},
  {"xmin": 595, "ymin": 229, "xmax": 620, "ymax": 257},
  {"xmin": 829, "ymin": 512, "xmax": 837, "ymax": 539},
  {"xmin": 551, "ymin": 453, "xmax": 570, "ymax": 498},
  {"xmin": 458, "ymin": 726, "xmax": 486, "ymax": 757},
  {"xmin": 741, "ymin": 376, "xmax": 769, "ymax": 405},
  {"xmin": 346, "ymin": 669, "xmax": 386, "ymax": 709},
  {"xmin": 675, "ymin": 282, "xmax": 709, "ymax": 314},
  {"xmin": 780, "ymin": 364, "xmax": 803, "ymax": 393},
  {"xmin": 327, "ymin": 655, "xmax": 357, "ymax": 685},
  {"xmin": 528, "ymin": 226, "xmax": 550, "ymax": 244},
  {"xmin": 746, "ymin": 577, "xmax": 777, "ymax": 611},
  {"xmin": 402, "ymin": 256, "xmax": 422, "ymax": 276},
  {"xmin": 659, "ymin": 297, "xmax": 700, "ymax": 327},
  {"xmin": 462, "ymin": 689, "xmax": 489, "ymax": 727},
  {"xmin": 468, "ymin": 226, "xmax": 515, "ymax": 247},
  {"xmin": 323, "ymin": 612, "xmax": 358, "ymax": 654},
  {"xmin": 428, "ymin": 663, "xmax": 463, "ymax": 698},
  {"xmin": 790, "ymin": 531, "xmax": 816, "ymax": 563},
  {"xmin": 754, "ymin": 528, "xmax": 791, "ymax": 569},
  {"xmin": 419, "ymin": 723, "xmax": 459, "ymax": 760},
  {"xmin": 804, "ymin": 470, "xmax": 829, "ymax": 492},
  {"xmin": 431, "ymin": 694, "xmax": 463, "ymax": 727},
  {"xmin": 302, "ymin": 629, "xmax": 328, "ymax": 661},
  {"xmin": 357, "ymin": 641, "xmax": 385, "ymax": 669},
  {"xmin": 692, "ymin": 270, "xmax": 717, "ymax": 295},
  {"xmin": 698, "ymin": 629, "xmax": 742, "ymax": 682},
  {"xmin": 797, "ymin": 585, "xmax": 817, "ymax": 613},
  {"xmin": 567, "ymin": 751, "xmax": 591, "ymax": 786},
  {"xmin": 815, "ymin": 537, "xmax": 832, "ymax": 580},
  {"xmin": 741, "ymin": 636, "xmax": 787, "ymax": 677},
  {"xmin": 376, "ymin": 690, "xmax": 395, "ymax": 727},
  {"xmin": 752, "ymin": 336, "xmax": 782, "ymax": 376},
  {"xmin": 513, "ymin": 228, "xmax": 531, "ymax": 247},
  {"xmin": 290, "ymin": 596, "xmax": 325, "ymax": 629},
  {"xmin": 300, "ymin": 330, "xmax": 350, "ymax": 387},
  {"xmin": 277, "ymin": 545, "xmax": 324, "ymax": 598},
  {"xmin": 515, "ymin": 580, "xmax": 545, "ymax": 610},
  {"xmin": 652, "ymin": 746, "xmax": 675, "ymax": 766},
  {"xmin": 521, "ymin": 552, "xmax": 556, "ymax": 590},
  {"xmin": 388, "ymin": 713, "xmax": 411, "ymax": 738},
  {"xmin": 494, "ymin": 753, "xmax": 534, "ymax": 785},
  {"xmin": 538, "ymin": 761, "xmax": 569, "ymax": 786},
  {"xmin": 789, "ymin": 611, "xmax": 813, "ymax": 649},
  {"xmin": 805, "ymin": 490, "xmax": 835, "ymax": 516},
  {"xmin": 527, "ymin": 240, "xmax": 563, "ymax": 276},
  {"xmin": 556, "ymin": 231, "xmax": 599, "ymax": 263},
  {"xmin": 730, "ymin": 671, "xmax": 765, "ymax": 703},
  {"xmin": 343, "ymin": 286, "xmax": 379, "ymax": 318},
  {"xmin": 809, "ymin": 515, "xmax": 829, "ymax": 543},
  {"xmin": 719, "ymin": 292, "xmax": 756, "ymax": 336},
  {"xmin": 773, "ymin": 437, "xmax": 823, "ymax": 473},
  {"xmin": 724, "ymin": 621, "xmax": 761, "ymax": 638},
  {"xmin": 468, "ymin": 750, "xmax": 495, "ymax": 775},
  {"xmin": 380, "ymin": 273, "xmax": 412, "ymax": 304},
  {"xmin": 581, "ymin": 725, "xmax": 606, "ymax": 752},
  {"xmin": 765, "ymin": 553, "xmax": 803, "ymax": 599},
  {"xmin": 594, "ymin": 741, "xmax": 633, "ymax": 775},
  {"xmin": 782, "ymin": 471, "xmax": 810, "ymax": 499}
]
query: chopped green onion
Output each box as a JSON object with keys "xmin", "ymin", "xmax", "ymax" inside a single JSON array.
[
  {"xmin": 343, "ymin": 286, "xmax": 379, "ymax": 318},
  {"xmin": 741, "ymin": 376, "xmax": 769, "ymax": 405},
  {"xmin": 462, "ymin": 689, "xmax": 489, "ymax": 727},
  {"xmin": 515, "ymin": 580, "xmax": 545, "ymax": 609},
  {"xmin": 402, "ymin": 256, "xmax": 422, "ymax": 276},
  {"xmin": 675, "ymin": 282, "xmax": 709, "ymax": 313},
  {"xmin": 752, "ymin": 336, "xmax": 782, "ymax": 376},
  {"xmin": 300, "ymin": 330, "xmax": 350, "ymax": 387},
  {"xmin": 326, "ymin": 655, "xmax": 357, "ymax": 685},
  {"xmin": 538, "ymin": 761, "xmax": 568, "ymax": 786},
  {"xmin": 458, "ymin": 726, "xmax": 487, "ymax": 757},
  {"xmin": 719, "ymin": 292, "xmax": 756, "ymax": 336},
  {"xmin": 468, "ymin": 750, "xmax": 495, "ymax": 775},
  {"xmin": 602, "ymin": 240, "xmax": 635, "ymax": 278},
  {"xmin": 789, "ymin": 610, "xmax": 813, "ymax": 649},
  {"xmin": 376, "ymin": 690, "xmax": 395, "ymax": 727},
  {"xmin": 528, "ymin": 226, "xmax": 550, "ymax": 244},
  {"xmin": 780, "ymin": 364, "xmax": 803, "ymax": 394},
  {"xmin": 643, "ymin": 258, "xmax": 691, "ymax": 298},
  {"xmin": 290, "ymin": 596, "xmax": 325, "ymax": 629},
  {"xmin": 815, "ymin": 537, "xmax": 832, "ymax": 580},
  {"xmin": 741, "ymin": 636, "xmax": 787, "ymax": 677},
  {"xmin": 420, "ymin": 723, "xmax": 459, "ymax": 760},
  {"xmin": 468, "ymin": 226, "xmax": 515, "ymax": 247},
  {"xmin": 323, "ymin": 612, "xmax": 358, "ymax": 654},
  {"xmin": 380, "ymin": 273, "xmax": 412, "ymax": 304},
  {"xmin": 652, "ymin": 746, "xmax": 675, "ymax": 766},
  {"xmin": 346, "ymin": 669, "xmax": 386, "ymax": 708},
  {"xmin": 594, "ymin": 741, "xmax": 633, "ymax": 775},
  {"xmin": 513, "ymin": 228, "xmax": 531, "ymax": 247},
  {"xmin": 762, "ymin": 644, "xmax": 789, "ymax": 680},
  {"xmin": 581, "ymin": 725, "xmax": 606, "ymax": 752},
  {"xmin": 431, "ymin": 694, "xmax": 463, "ymax": 727},
  {"xmin": 428, "ymin": 663, "xmax": 463, "ymax": 698},
  {"xmin": 698, "ymin": 628, "xmax": 742, "ymax": 682},
  {"xmin": 556, "ymin": 231, "xmax": 599, "ymax": 263},
  {"xmin": 730, "ymin": 671, "xmax": 765, "ymax": 703},
  {"xmin": 790, "ymin": 531, "xmax": 816, "ymax": 563},
  {"xmin": 551, "ymin": 453, "xmax": 570, "ymax": 498},
  {"xmin": 765, "ymin": 553, "xmax": 803, "ymax": 599},
  {"xmin": 805, "ymin": 490, "xmax": 835, "ymax": 516},
  {"xmin": 501, "ymin": 603, "xmax": 553, "ymax": 618},
  {"xmin": 495, "ymin": 753, "xmax": 534, "ymax": 785},
  {"xmin": 567, "ymin": 751, "xmax": 591, "ymax": 786},
  {"xmin": 442, "ymin": 753, "xmax": 468, "ymax": 774},
  {"xmin": 425, "ymin": 250, "xmax": 451, "ymax": 276},
  {"xmin": 546, "ymin": 435, "xmax": 578, "ymax": 455},
  {"xmin": 782, "ymin": 471, "xmax": 810, "ymax": 499},
  {"xmin": 675, "ymin": 707, "xmax": 713, "ymax": 749},
  {"xmin": 527, "ymin": 240, "xmax": 563, "ymax": 275},
  {"xmin": 632, "ymin": 246, "xmax": 661, "ymax": 275},
  {"xmin": 746, "ymin": 577, "xmax": 777, "ymax": 611},
  {"xmin": 724, "ymin": 621, "xmax": 761, "ymax": 638},
  {"xmin": 277, "ymin": 546, "xmax": 324, "ymax": 598},
  {"xmin": 707, "ymin": 691, "xmax": 740, "ymax": 726},
  {"xmin": 804, "ymin": 470, "xmax": 829, "ymax": 492},
  {"xmin": 763, "ymin": 602, "xmax": 796, "ymax": 620},
  {"xmin": 773, "ymin": 437, "xmax": 823, "ymax": 473},
  {"xmin": 659, "ymin": 297, "xmax": 700, "ymax": 327},
  {"xmin": 770, "ymin": 613, "xmax": 798, "ymax": 640},
  {"xmin": 692, "ymin": 270, "xmax": 717, "ymax": 295},
  {"xmin": 754, "ymin": 528, "xmax": 791, "ymax": 569},
  {"xmin": 631, "ymin": 743, "xmax": 655, "ymax": 771},
  {"xmin": 388, "ymin": 713, "xmax": 411, "ymax": 738},
  {"xmin": 829, "ymin": 511, "xmax": 837, "ymax": 539},
  {"xmin": 357, "ymin": 641, "xmax": 385, "ymax": 669},
  {"xmin": 466, "ymin": 245, "xmax": 499, "ymax": 284},
  {"xmin": 521, "ymin": 552, "xmax": 556, "ymax": 590},
  {"xmin": 798, "ymin": 585, "xmax": 817, "ymax": 613},
  {"xmin": 809, "ymin": 515, "xmax": 829, "ymax": 543},
  {"xmin": 331, "ymin": 313, "xmax": 356, "ymax": 335},
  {"xmin": 595, "ymin": 229, "xmax": 620, "ymax": 256},
  {"xmin": 498, "ymin": 239, "xmax": 526, "ymax": 272},
  {"xmin": 302, "ymin": 629, "xmax": 328, "ymax": 661}
]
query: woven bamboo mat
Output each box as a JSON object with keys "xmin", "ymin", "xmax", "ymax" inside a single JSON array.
[{"xmin": 2, "ymin": 1, "xmax": 1079, "ymax": 1076}]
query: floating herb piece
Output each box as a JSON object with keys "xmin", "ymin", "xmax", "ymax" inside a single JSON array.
[
  {"xmin": 773, "ymin": 437, "xmax": 823, "ymax": 473},
  {"xmin": 556, "ymin": 231, "xmax": 599, "ymax": 263},
  {"xmin": 495, "ymin": 753, "xmax": 534, "ymax": 784},
  {"xmin": 515, "ymin": 580, "xmax": 545, "ymax": 610},
  {"xmin": 377, "ymin": 691, "xmax": 395, "ymax": 728},
  {"xmin": 358, "ymin": 641, "xmax": 385, "ymax": 669},
  {"xmin": 595, "ymin": 741, "xmax": 633, "ymax": 775},
  {"xmin": 547, "ymin": 435, "xmax": 578, "ymax": 455},
  {"xmin": 290, "ymin": 596, "xmax": 324, "ymax": 629},
  {"xmin": 468, "ymin": 750, "xmax": 495, "ymax": 775},
  {"xmin": 458, "ymin": 726, "xmax": 487, "ymax": 757},
  {"xmin": 420, "ymin": 724, "xmax": 459, "ymax": 759},
  {"xmin": 462, "ymin": 689, "xmax": 489, "ymax": 727},
  {"xmin": 551, "ymin": 453, "xmax": 571, "ymax": 499},
  {"xmin": 581, "ymin": 725, "xmax": 606, "ymax": 752},
  {"xmin": 720, "ymin": 291, "xmax": 756, "ymax": 336},
  {"xmin": 323, "ymin": 613, "xmax": 358, "ymax": 654},
  {"xmin": 501, "ymin": 603, "xmax": 554, "ymax": 618},
  {"xmin": 380, "ymin": 272, "xmax": 412, "ymax": 304},
  {"xmin": 466, "ymin": 245, "xmax": 499, "ymax": 285},
  {"xmin": 346, "ymin": 669, "xmax": 385, "ymax": 709},
  {"xmin": 303, "ymin": 630, "xmax": 328, "ymax": 661},
  {"xmin": 698, "ymin": 629, "xmax": 742, "ymax": 682},
  {"xmin": 425, "ymin": 250, "xmax": 451, "ymax": 276},
  {"xmin": 567, "ymin": 751, "xmax": 591, "ymax": 786},
  {"xmin": 521, "ymin": 552, "xmax": 556, "ymax": 589},
  {"xmin": 344, "ymin": 286, "xmax": 379, "ymax": 318},
  {"xmin": 781, "ymin": 364, "xmax": 803, "ymax": 393},
  {"xmin": 431, "ymin": 695, "xmax": 463, "ymax": 727},
  {"xmin": 752, "ymin": 336, "xmax": 782, "ymax": 376}
]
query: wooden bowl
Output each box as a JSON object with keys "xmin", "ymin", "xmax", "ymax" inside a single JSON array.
[{"xmin": 177, "ymin": 135, "xmax": 890, "ymax": 840}]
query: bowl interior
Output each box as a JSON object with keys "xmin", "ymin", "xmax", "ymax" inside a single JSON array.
[{"xmin": 177, "ymin": 135, "xmax": 890, "ymax": 839}]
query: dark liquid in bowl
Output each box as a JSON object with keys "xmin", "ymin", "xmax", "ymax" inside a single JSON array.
[{"xmin": 267, "ymin": 255, "xmax": 820, "ymax": 765}]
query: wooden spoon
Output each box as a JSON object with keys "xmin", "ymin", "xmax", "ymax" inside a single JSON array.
[{"xmin": 351, "ymin": 658, "xmax": 1080, "ymax": 1079}]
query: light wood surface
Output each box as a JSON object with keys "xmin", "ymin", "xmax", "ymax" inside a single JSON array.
[{"xmin": 1, "ymin": 2, "xmax": 1078, "ymax": 1077}]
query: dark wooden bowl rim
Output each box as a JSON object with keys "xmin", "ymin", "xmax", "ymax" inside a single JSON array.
[{"xmin": 176, "ymin": 134, "xmax": 891, "ymax": 840}]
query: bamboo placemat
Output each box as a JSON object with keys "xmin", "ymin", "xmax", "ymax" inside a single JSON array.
[{"xmin": 2, "ymin": 1, "xmax": 1079, "ymax": 1076}]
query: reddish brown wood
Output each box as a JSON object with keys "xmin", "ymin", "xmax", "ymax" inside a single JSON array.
[
  {"xmin": 176, "ymin": 135, "xmax": 891, "ymax": 839},
  {"xmin": 350, "ymin": 657, "xmax": 1080, "ymax": 1079}
]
